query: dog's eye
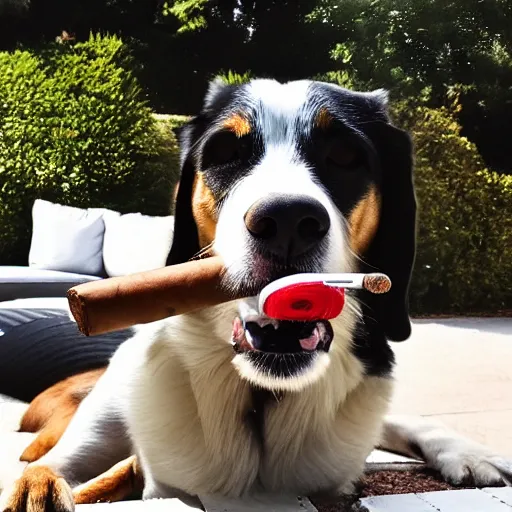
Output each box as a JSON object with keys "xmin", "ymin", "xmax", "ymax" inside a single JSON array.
[
  {"xmin": 203, "ymin": 131, "xmax": 251, "ymax": 167},
  {"xmin": 325, "ymin": 142, "xmax": 360, "ymax": 170}
]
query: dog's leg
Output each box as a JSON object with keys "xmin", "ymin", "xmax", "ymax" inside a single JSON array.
[
  {"xmin": 19, "ymin": 369, "xmax": 106, "ymax": 463},
  {"xmin": 19, "ymin": 415, "xmax": 75, "ymax": 464},
  {"xmin": 1, "ymin": 346, "xmax": 133, "ymax": 512},
  {"xmin": 141, "ymin": 465, "xmax": 202, "ymax": 510},
  {"xmin": 380, "ymin": 414, "xmax": 512, "ymax": 487},
  {"xmin": 72, "ymin": 455, "xmax": 143, "ymax": 505}
]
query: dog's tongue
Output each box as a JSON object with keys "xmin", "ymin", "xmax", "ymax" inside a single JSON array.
[{"xmin": 299, "ymin": 327, "xmax": 321, "ymax": 351}]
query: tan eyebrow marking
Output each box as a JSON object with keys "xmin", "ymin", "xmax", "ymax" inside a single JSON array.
[
  {"xmin": 222, "ymin": 113, "xmax": 251, "ymax": 137},
  {"xmin": 348, "ymin": 185, "xmax": 381, "ymax": 255},
  {"xmin": 192, "ymin": 171, "xmax": 217, "ymax": 248},
  {"xmin": 315, "ymin": 107, "xmax": 333, "ymax": 129}
]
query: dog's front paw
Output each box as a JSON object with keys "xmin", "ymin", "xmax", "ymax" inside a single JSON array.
[
  {"xmin": 383, "ymin": 416, "xmax": 512, "ymax": 488},
  {"xmin": 0, "ymin": 466, "xmax": 74, "ymax": 512},
  {"xmin": 428, "ymin": 440, "xmax": 512, "ymax": 487}
]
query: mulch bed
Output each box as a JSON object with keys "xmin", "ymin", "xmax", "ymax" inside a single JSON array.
[
  {"xmin": 359, "ymin": 468, "xmax": 468, "ymax": 497},
  {"xmin": 311, "ymin": 468, "xmax": 476, "ymax": 512}
]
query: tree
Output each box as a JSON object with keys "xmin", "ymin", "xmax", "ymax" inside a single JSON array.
[
  {"xmin": 160, "ymin": 0, "xmax": 337, "ymax": 98},
  {"xmin": 310, "ymin": 0, "xmax": 512, "ymax": 172},
  {"xmin": 311, "ymin": 0, "xmax": 511, "ymax": 94},
  {"xmin": 0, "ymin": 0, "xmax": 337, "ymax": 113}
]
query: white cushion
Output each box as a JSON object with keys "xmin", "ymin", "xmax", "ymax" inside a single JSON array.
[
  {"xmin": 28, "ymin": 199, "xmax": 106, "ymax": 276},
  {"xmin": 0, "ymin": 297, "xmax": 70, "ymax": 310},
  {"xmin": 88, "ymin": 207, "xmax": 121, "ymax": 223},
  {"xmin": 103, "ymin": 213, "xmax": 174, "ymax": 277}
]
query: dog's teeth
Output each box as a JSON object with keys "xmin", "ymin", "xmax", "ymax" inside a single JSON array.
[
  {"xmin": 242, "ymin": 315, "xmax": 260, "ymax": 324},
  {"xmin": 238, "ymin": 298, "xmax": 279, "ymax": 329},
  {"xmin": 317, "ymin": 321, "xmax": 333, "ymax": 343},
  {"xmin": 242, "ymin": 315, "xmax": 278, "ymax": 329},
  {"xmin": 238, "ymin": 299, "xmax": 259, "ymax": 318},
  {"xmin": 258, "ymin": 317, "xmax": 279, "ymax": 329},
  {"xmin": 245, "ymin": 329, "xmax": 255, "ymax": 348}
]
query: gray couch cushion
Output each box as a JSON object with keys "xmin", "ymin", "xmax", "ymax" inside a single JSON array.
[{"xmin": 0, "ymin": 267, "xmax": 101, "ymax": 302}]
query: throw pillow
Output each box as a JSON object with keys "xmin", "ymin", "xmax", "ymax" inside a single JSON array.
[
  {"xmin": 29, "ymin": 199, "xmax": 106, "ymax": 276},
  {"xmin": 103, "ymin": 213, "xmax": 174, "ymax": 277}
]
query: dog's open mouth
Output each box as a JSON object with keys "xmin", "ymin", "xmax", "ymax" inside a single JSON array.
[
  {"xmin": 231, "ymin": 316, "xmax": 333, "ymax": 355},
  {"xmin": 230, "ymin": 300, "xmax": 335, "ymax": 386}
]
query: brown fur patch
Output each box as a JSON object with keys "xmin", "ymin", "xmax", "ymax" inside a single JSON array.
[
  {"xmin": 315, "ymin": 108, "xmax": 333, "ymax": 130},
  {"xmin": 348, "ymin": 186, "xmax": 381, "ymax": 255},
  {"xmin": 3, "ymin": 465, "xmax": 74, "ymax": 512},
  {"xmin": 223, "ymin": 113, "xmax": 251, "ymax": 137},
  {"xmin": 19, "ymin": 368, "xmax": 105, "ymax": 463},
  {"xmin": 73, "ymin": 455, "xmax": 143, "ymax": 505},
  {"xmin": 192, "ymin": 172, "xmax": 217, "ymax": 248}
]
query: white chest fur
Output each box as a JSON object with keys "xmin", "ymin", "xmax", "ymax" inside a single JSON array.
[{"xmin": 125, "ymin": 307, "xmax": 394, "ymax": 498}]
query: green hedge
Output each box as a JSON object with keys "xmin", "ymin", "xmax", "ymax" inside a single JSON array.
[
  {"xmin": 0, "ymin": 34, "xmax": 184, "ymax": 265},
  {"xmin": 391, "ymin": 100, "xmax": 512, "ymax": 314}
]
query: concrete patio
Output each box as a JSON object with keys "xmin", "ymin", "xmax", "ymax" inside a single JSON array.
[
  {"xmin": 1, "ymin": 317, "xmax": 511, "ymax": 510},
  {"xmin": 391, "ymin": 318, "xmax": 512, "ymax": 457}
]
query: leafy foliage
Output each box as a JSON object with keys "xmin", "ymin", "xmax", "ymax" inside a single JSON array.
[
  {"xmin": 391, "ymin": 99, "xmax": 512, "ymax": 313},
  {"xmin": 0, "ymin": 34, "xmax": 181, "ymax": 265},
  {"xmin": 313, "ymin": 70, "xmax": 365, "ymax": 92},
  {"xmin": 311, "ymin": 0, "xmax": 512, "ymax": 93},
  {"xmin": 311, "ymin": 0, "xmax": 512, "ymax": 171},
  {"xmin": 163, "ymin": 0, "xmax": 208, "ymax": 33},
  {"xmin": 216, "ymin": 69, "xmax": 253, "ymax": 85}
]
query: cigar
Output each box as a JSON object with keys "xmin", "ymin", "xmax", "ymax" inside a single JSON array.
[
  {"xmin": 67, "ymin": 257, "xmax": 233, "ymax": 336},
  {"xmin": 323, "ymin": 273, "xmax": 392, "ymax": 294},
  {"xmin": 361, "ymin": 273, "xmax": 392, "ymax": 294},
  {"xmin": 68, "ymin": 261, "xmax": 392, "ymax": 337}
]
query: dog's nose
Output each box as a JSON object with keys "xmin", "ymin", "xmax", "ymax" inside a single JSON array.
[{"xmin": 244, "ymin": 194, "xmax": 330, "ymax": 259}]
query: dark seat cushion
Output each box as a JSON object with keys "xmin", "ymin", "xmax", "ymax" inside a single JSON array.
[{"xmin": 0, "ymin": 307, "xmax": 133, "ymax": 402}]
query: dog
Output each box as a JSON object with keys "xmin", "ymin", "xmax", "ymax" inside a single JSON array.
[{"xmin": 2, "ymin": 78, "xmax": 512, "ymax": 511}]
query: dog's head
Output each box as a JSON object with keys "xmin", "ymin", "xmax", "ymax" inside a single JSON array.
[{"xmin": 169, "ymin": 78, "xmax": 416, "ymax": 390}]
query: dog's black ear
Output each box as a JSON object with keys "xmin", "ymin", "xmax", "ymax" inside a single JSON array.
[
  {"xmin": 362, "ymin": 121, "xmax": 417, "ymax": 342},
  {"xmin": 167, "ymin": 78, "xmax": 240, "ymax": 265},
  {"xmin": 166, "ymin": 118, "xmax": 203, "ymax": 265}
]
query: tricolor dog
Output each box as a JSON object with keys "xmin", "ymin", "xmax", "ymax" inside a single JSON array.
[{"xmin": 2, "ymin": 78, "xmax": 511, "ymax": 511}]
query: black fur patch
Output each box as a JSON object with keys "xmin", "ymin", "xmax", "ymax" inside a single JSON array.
[{"xmin": 351, "ymin": 300, "xmax": 395, "ymax": 377}]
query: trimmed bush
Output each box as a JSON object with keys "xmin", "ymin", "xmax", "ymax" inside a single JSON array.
[
  {"xmin": 391, "ymin": 100, "xmax": 512, "ymax": 314},
  {"xmin": 0, "ymin": 34, "xmax": 183, "ymax": 265}
]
